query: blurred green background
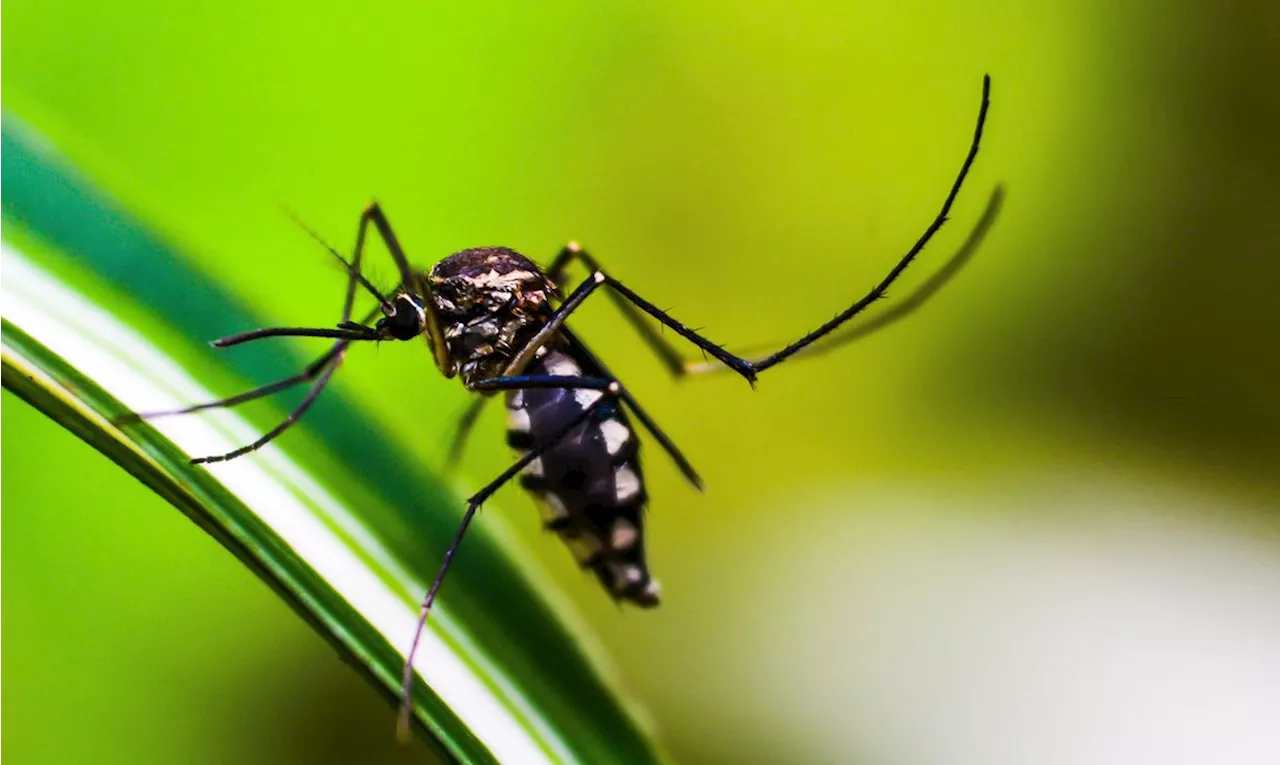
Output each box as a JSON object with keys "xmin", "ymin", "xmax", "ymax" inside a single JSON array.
[{"xmin": 4, "ymin": 1, "xmax": 1279, "ymax": 763}]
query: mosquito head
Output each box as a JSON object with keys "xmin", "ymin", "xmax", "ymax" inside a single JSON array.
[{"xmin": 375, "ymin": 292, "xmax": 429, "ymax": 341}]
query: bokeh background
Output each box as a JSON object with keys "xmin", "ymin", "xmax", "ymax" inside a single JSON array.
[{"xmin": 5, "ymin": 1, "xmax": 1279, "ymax": 763}]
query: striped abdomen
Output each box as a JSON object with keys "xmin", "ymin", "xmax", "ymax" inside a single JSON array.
[{"xmin": 505, "ymin": 346, "xmax": 660, "ymax": 606}]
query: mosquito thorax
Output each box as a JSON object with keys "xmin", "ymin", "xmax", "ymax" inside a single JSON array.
[{"xmin": 427, "ymin": 247, "xmax": 556, "ymax": 384}]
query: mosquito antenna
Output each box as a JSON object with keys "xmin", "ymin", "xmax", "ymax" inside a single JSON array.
[{"xmin": 284, "ymin": 207, "xmax": 395, "ymax": 312}]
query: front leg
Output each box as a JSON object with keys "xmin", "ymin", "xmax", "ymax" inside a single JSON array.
[
  {"xmin": 546, "ymin": 242, "xmax": 722, "ymax": 379},
  {"xmin": 532, "ymin": 74, "xmax": 993, "ymax": 384},
  {"xmin": 501, "ymin": 270, "xmax": 754, "ymax": 384}
]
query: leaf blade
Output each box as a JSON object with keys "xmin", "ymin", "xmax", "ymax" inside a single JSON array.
[{"xmin": 2, "ymin": 116, "xmax": 660, "ymax": 764}]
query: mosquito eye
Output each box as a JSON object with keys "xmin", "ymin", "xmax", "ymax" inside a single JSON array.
[{"xmin": 384, "ymin": 296, "xmax": 425, "ymax": 340}]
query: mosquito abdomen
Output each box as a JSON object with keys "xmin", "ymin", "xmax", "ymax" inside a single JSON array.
[{"xmin": 505, "ymin": 346, "xmax": 660, "ymax": 606}]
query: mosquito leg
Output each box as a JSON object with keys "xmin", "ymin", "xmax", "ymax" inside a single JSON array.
[
  {"xmin": 523, "ymin": 75, "xmax": 992, "ymax": 385},
  {"xmin": 470, "ymin": 328, "xmax": 702, "ymax": 487},
  {"xmin": 285, "ymin": 208, "xmax": 394, "ymax": 314},
  {"xmin": 559, "ymin": 326, "xmax": 702, "ymax": 489},
  {"xmin": 683, "ymin": 184, "xmax": 1006, "ymax": 374},
  {"xmin": 502, "ymin": 271, "xmax": 750, "ymax": 381},
  {"xmin": 188, "ymin": 354, "xmax": 346, "ymax": 464},
  {"xmin": 128, "ymin": 202, "xmax": 413, "ymax": 460},
  {"xmin": 350, "ymin": 203, "xmax": 451, "ymax": 372},
  {"xmin": 350, "ymin": 202, "xmax": 416, "ymax": 290},
  {"xmin": 545, "ymin": 242, "xmax": 705, "ymax": 378},
  {"xmin": 398, "ymin": 382, "xmax": 620, "ymax": 740},
  {"xmin": 182, "ymin": 209, "xmax": 396, "ymax": 461},
  {"xmin": 120, "ymin": 343, "xmax": 346, "ymax": 422},
  {"xmin": 467, "ymin": 374, "xmax": 615, "ymax": 392},
  {"xmin": 491, "ymin": 335, "xmax": 703, "ymax": 488},
  {"xmin": 745, "ymin": 74, "xmax": 991, "ymax": 372},
  {"xmin": 182, "ymin": 316, "xmax": 388, "ymax": 464},
  {"xmin": 616, "ymin": 387, "xmax": 700, "ymax": 488},
  {"xmin": 167, "ymin": 207, "xmax": 394, "ymax": 458}
]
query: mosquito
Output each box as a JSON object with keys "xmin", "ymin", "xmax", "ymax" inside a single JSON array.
[{"xmin": 126, "ymin": 75, "xmax": 995, "ymax": 736}]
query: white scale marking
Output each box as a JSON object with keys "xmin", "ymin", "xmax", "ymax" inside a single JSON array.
[
  {"xmin": 543, "ymin": 352, "xmax": 581, "ymax": 377},
  {"xmin": 599, "ymin": 419, "xmax": 630, "ymax": 456},
  {"xmin": 506, "ymin": 405, "xmax": 531, "ymax": 433},
  {"xmin": 614, "ymin": 465, "xmax": 641, "ymax": 502},
  {"xmin": 608, "ymin": 561, "xmax": 645, "ymax": 591},
  {"xmin": 610, "ymin": 519, "xmax": 638, "ymax": 550}
]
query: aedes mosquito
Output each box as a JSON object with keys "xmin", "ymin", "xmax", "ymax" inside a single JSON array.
[{"xmin": 128, "ymin": 75, "xmax": 993, "ymax": 735}]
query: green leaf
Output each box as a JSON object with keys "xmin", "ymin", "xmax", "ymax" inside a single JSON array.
[{"xmin": 1, "ymin": 117, "xmax": 660, "ymax": 764}]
